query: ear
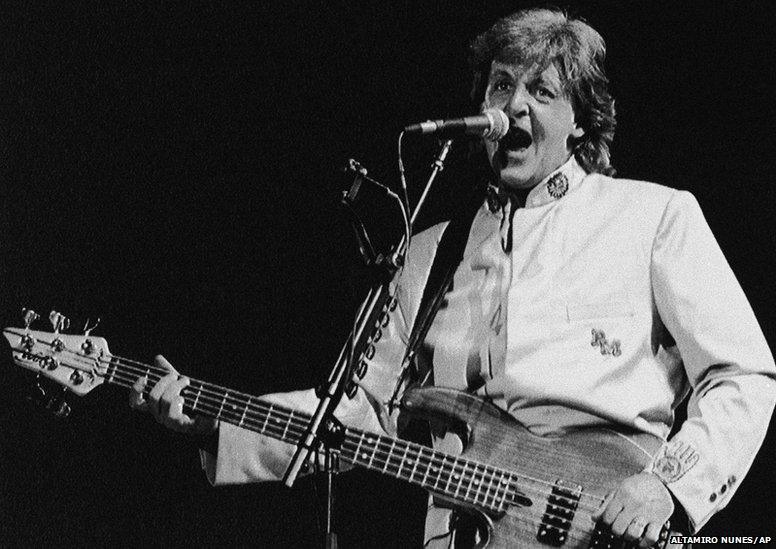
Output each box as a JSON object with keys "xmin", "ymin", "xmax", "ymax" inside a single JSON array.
[{"xmin": 571, "ymin": 123, "xmax": 585, "ymax": 139}]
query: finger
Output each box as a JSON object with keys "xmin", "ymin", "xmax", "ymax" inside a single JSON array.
[
  {"xmin": 624, "ymin": 517, "xmax": 648, "ymax": 543},
  {"xmin": 147, "ymin": 376, "xmax": 173, "ymax": 418},
  {"xmin": 591, "ymin": 491, "xmax": 614, "ymax": 521},
  {"xmin": 162, "ymin": 394, "xmax": 196, "ymax": 432},
  {"xmin": 129, "ymin": 376, "xmax": 149, "ymax": 410},
  {"xmin": 600, "ymin": 495, "xmax": 625, "ymax": 527},
  {"xmin": 610, "ymin": 507, "xmax": 634, "ymax": 537},
  {"xmin": 157, "ymin": 376, "xmax": 190, "ymax": 423},
  {"xmin": 640, "ymin": 522, "xmax": 663, "ymax": 548},
  {"xmin": 147, "ymin": 356, "xmax": 180, "ymax": 418},
  {"xmin": 154, "ymin": 354, "xmax": 179, "ymax": 375}
]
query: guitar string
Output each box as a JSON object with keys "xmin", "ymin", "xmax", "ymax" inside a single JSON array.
[
  {"xmin": 111, "ymin": 372, "xmax": 606, "ymax": 545},
  {"xmin": 49, "ymin": 345, "xmax": 608, "ymax": 512},
  {"xmin": 46, "ymin": 345, "xmax": 609, "ymax": 518},
  {"xmin": 105, "ymin": 366, "xmax": 603, "ymax": 521},
  {"xmin": 117, "ymin": 367, "xmax": 560, "ymax": 513},
  {"xmin": 105, "ymin": 366, "xmax": 607, "ymax": 519},
  {"xmin": 45, "ymin": 349, "xmax": 604, "ymax": 539},
  {"xmin": 336, "ymin": 426, "xmax": 577, "ymax": 510},
  {"xmin": 112, "ymin": 359, "xmax": 607, "ymax": 513},
  {"xmin": 15, "ymin": 337, "xmax": 657, "ymax": 544},
  {"xmin": 10, "ymin": 332, "xmax": 605, "ymax": 543},
  {"xmin": 59, "ymin": 347, "xmax": 609, "ymax": 513}
]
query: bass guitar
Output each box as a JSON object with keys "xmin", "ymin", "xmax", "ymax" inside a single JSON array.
[{"xmin": 3, "ymin": 315, "xmax": 680, "ymax": 548}]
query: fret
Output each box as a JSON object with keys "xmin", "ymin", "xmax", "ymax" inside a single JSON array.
[
  {"xmin": 217, "ymin": 391, "xmax": 228, "ymax": 419},
  {"xmin": 381, "ymin": 439, "xmax": 396, "ymax": 473},
  {"xmin": 353, "ymin": 431, "xmax": 365, "ymax": 463},
  {"xmin": 452, "ymin": 457, "xmax": 465, "ymax": 499},
  {"xmin": 105, "ymin": 358, "xmax": 117, "ymax": 383},
  {"xmin": 490, "ymin": 469, "xmax": 505, "ymax": 509},
  {"xmin": 192, "ymin": 384, "xmax": 202, "ymax": 411},
  {"xmin": 262, "ymin": 403, "xmax": 273, "ymax": 434},
  {"xmin": 396, "ymin": 442, "xmax": 410, "ymax": 479},
  {"xmin": 409, "ymin": 446, "xmax": 420, "ymax": 483},
  {"xmin": 483, "ymin": 467, "xmax": 496, "ymax": 509},
  {"xmin": 443, "ymin": 455, "xmax": 456, "ymax": 495},
  {"xmin": 366, "ymin": 435, "xmax": 378, "ymax": 468},
  {"xmin": 497, "ymin": 471, "xmax": 512, "ymax": 511},
  {"xmin": 430, "ymin": 452, "xmax": 443, "ymax": 490},
  {"xmin": 419, "ymin": 446, "xmax": 432, "ymax": 487},
  {"xmin": 238, "ymin": 396, "xmax": 249, "ymax": 427},
  {"xmin": 282, "ymin": 410, "xmax": 294, "ymax": 440},
  {"xmin": 468, "ymin": 464, "xmax": 482, "ymax": 505}
]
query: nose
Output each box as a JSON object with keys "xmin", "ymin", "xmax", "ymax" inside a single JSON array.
[{"xmin": 505, "ymin": 86, "xmax": 530, "ymax": 119}]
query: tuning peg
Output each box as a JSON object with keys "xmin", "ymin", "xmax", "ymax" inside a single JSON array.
[
  {"xmin": 82, "ymin": 317, "xmax": 100, "ymax": 336},
  {"xmin": 69, "ymin": 370, "xmax": 84, "ymax": 385},
  {"xmin": 22, "ymin": 308, "xmax": 40, "ymax": 331},
  {"xmin": 49, "ymin": 311, "xmax": 70, "ymax": 334}
]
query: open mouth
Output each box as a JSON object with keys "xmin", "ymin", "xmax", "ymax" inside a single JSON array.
[{"xmin": 501, "ymin": 127, "xmax": 533, "ymax": 151}]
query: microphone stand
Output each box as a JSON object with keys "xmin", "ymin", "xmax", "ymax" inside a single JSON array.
[{"xmin": 282, "ymin": 139, "xmax": 453, "ymax": 548}]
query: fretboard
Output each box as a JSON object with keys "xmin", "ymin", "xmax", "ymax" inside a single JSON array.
[{"xmin": 105, "ymin": 356, "xmax": 520, "ymax": 513}]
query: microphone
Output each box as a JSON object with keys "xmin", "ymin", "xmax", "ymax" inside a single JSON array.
[{"xmin": 403, "ymin": 108, "xmax": 509, "ymax": 141}]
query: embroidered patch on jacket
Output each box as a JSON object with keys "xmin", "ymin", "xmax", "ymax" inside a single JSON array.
[
  {"xmin": 590, "ymin": 329, "xmax": 621, "ymax": 356},
  {"xmin": 650, "ymin": 440, "xmax": 700, "ymax": 484},
  {"xmin": 546, "ymin": 172, "xmax": 569, "ymax": 199}
]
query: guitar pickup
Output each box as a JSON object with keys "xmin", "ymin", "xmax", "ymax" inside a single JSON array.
[{"xmin": 536, "ymin": 480, "xmax": 583, "ymax": 547}]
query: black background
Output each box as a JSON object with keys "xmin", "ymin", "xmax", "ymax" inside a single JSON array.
[{"xmin": 1, "ymin": 1, "xmax": 775, "ymax": 546}]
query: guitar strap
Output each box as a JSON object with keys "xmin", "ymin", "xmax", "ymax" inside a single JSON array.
[{"xmin": 398, "ymin": 188, "xmax": 485, "ymax": 391}]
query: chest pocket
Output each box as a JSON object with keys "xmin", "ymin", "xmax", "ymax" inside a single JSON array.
[{"xmin": 565, "ymin": 299, "xmax": 634, "ymax": 321}]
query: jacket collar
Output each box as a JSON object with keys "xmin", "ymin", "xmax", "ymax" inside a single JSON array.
[{"xmin": 487, "ymin": 156, "xmax": 588, "ymax": 212}]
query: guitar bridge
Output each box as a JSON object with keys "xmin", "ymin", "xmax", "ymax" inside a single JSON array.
[{"xmin": 536, "ymin": 479, "xmax": 582, "ymax": 547}]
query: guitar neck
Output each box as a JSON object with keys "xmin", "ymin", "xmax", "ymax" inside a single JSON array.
[
  {"xmin": 4, "ymin": 325, "xmax": 676, "ymax": 548},
  {"xmin": 106, "ymin": 355, "xmax": 516, "ymax": 513}
]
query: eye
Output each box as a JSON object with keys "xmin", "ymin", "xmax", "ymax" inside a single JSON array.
[
  {"xmin": 491, "ymin": 79, "xmax": 513, "ymax": 93},
  {"xmin": 535, "ymin": 85, "xmax": 556, "ymax": 100}
]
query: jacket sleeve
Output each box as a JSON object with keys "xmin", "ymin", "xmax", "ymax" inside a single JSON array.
[
  {"xmin": 648, "ymin": 190, "xmax": 776, "ymax": 532},
  {"xmin": 200, "ymin": 224, "xmax": 448, "ymax": 485}
]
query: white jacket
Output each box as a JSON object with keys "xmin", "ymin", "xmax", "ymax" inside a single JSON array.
[{"xmin": 202, "ymin": 157, "xmax": 776, "ymax": 537}]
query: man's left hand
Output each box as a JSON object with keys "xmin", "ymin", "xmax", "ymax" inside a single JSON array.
[{"xmin": 592, "ymin": 472, "xmax": 674, "ymax": 548}]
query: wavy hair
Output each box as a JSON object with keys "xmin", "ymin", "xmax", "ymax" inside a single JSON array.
[{"xmin": 469, "ymin": 8, "xmax": 616, "ymax": 175}]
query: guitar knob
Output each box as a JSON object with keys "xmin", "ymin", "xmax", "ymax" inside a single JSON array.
[
  {"xmin": 69, "ymin": 371, "xmax": 84, "ymax": 385},
  {"xmin": 21, "ymin": 334, "xmax": 36, "ymax": 351},
  {"xmin": 44, "ymin": 356, "xmax": 59, "ymax": 371},
  {"xmin": 81, "ymin": 339, "xmax": 94, "ymax": 354},
  {"xmin": 52, "ymin": 338, "xmax": 65, "ymax": 352}
]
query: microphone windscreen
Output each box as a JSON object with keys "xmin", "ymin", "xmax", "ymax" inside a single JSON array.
[{"xmin": 482, "ymin": 108, "xmax": 509, "ymax": 142}]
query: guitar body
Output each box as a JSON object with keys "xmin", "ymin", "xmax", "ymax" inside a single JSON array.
[{"xmin": 402, "ymin": 386, "xmax": 681, "ymax": 548}]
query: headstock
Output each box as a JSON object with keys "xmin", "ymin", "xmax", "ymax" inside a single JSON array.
[{"xmin": 3, "ymin": 309, "xmax": 110, "ymax": 400}]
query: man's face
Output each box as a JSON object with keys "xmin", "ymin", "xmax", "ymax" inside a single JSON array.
[{"xmin": 483, "ymin": 61, "xmax": 584, "ymax": 190}]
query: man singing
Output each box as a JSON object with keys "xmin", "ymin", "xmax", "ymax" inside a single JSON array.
[{"xmin": 131, "ymin": 8, "xmax": 775, "ymax": 548}]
